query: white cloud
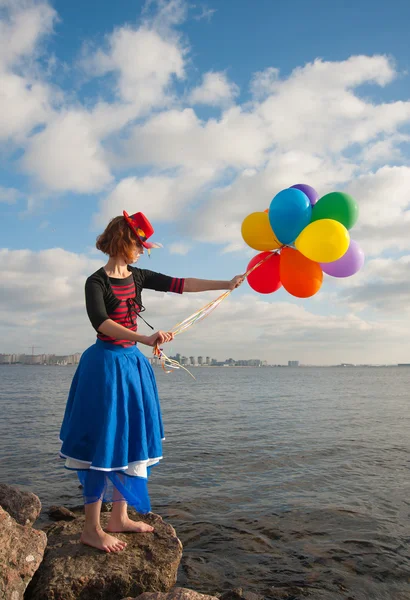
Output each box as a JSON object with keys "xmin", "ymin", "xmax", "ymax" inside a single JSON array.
[
  {"xmin": 189, "ymin": 71, "xmax": 239, "ymax": 106},
  {"xmin": 0, "ymin": 2, "xmax": 56, "ymax": 68},
  {"xmin": 143, "ymin": 0, "xmax": 188, "ymax": 33},
  {"xmin": 0, "ymin": 71, "xmax": 51, "ymax": 141},
  {"xmin": 95, "ymin": 169, "xmax": 215, "ymax": 228},
  {"xmin": 360, "ymin": 134, "xmax": 408, "ymax": 166},
  {"xmin": 0, "ymin": 186, "xmax": 22, "ymax": 204},
  {"xmin": 347, "ymin": 166, "xmax": 410, "ymax": 255},
  {"xmin": 22, "ymin": 110, "xmax": 113, "ymax": 193},
  {"xmin": 16, "ymin": 4, "xmax": 187, "ymax": 193},
  {"xmin": 254, "ymin": 56, "xmax": 410, "ymax": 155},
  {"xmin": 82, "ymin": 25, "xmax": 185, "ymax": 109},
  {"xmin": 192, "ymin": 5, "xmax": 216, "ymax": 21},
  {"xmin": 124, "ymin": 107, "xmax": 271, "ymax": 170},
  {"xmin": 340, "ymin": 255, "xmax": 410, "ymax": 313},
  {"xmin": 250, "ymin": 67, "xmax": 279, "ymax": 99},
  {"xmin": 169, "ymin": 242, "xmax": 191, "ymax": 255},
  {"xmin": 0, "ymin": 248, "xmax": 101, "ymax": 354},
  {"xmin": 0, "ymin": 1, "xmax": 56, "ymax": 142},
  {"xmin": 348, "ymin": 166, "xmax": 410, "ymax": 228}
]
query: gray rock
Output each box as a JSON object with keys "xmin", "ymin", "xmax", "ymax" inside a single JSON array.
[
  {"xmin": 0, "ymin": 506, "xmax": 47, "ymax": 600},
  {"xmin": 219, "ymin": 590, "xmax": 264, "ymax": 600},
  {"xmin": 48, "ymin": 506, "xmax": 77, "ymax": 521},
  {"xmin": 124, "ymin": 588, "xmax": 219, "ymax": 600},
  {"xmin": 0, "ymin": 484, "xmax": 42, "ymax": 526},
  {"xmin": 25, "ymin": 510, "xmax": 183, "ymax": 600}
]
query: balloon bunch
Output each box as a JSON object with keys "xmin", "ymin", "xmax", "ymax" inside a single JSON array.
[{"xmin": 241, "ymin": 184, "xmax": 364, "ymax": 298}]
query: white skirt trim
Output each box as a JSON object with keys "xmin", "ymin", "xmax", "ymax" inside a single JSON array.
[{"xmin": 60, "ymin": 452, "xmax": 162, "ymax": 478}]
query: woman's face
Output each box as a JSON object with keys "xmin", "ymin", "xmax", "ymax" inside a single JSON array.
[{"xmin": 132, "ymin": 240, "xmax": 144, "ymax": 262}]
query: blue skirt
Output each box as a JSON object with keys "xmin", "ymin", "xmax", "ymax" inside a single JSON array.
[{"xmin": 59, "ymin": 339, "xmax": 164, "ymax": 513}]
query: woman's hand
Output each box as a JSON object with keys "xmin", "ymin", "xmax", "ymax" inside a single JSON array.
[
  {"xmin": 142, "ymin": 330, "xmax": 175, "ymax": 347},
  {"xmin": 228, "ymin": 274, "xmax": 246, "ymax": 290}
]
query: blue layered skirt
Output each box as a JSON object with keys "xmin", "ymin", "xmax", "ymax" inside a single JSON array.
[{"xmin": 59, "ymin": 339, "xmax": 164, "ymax": 513}]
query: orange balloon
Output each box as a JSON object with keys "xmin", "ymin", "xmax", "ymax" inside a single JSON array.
[
  {"xmin": 280, "ymin": 247, "xmax": 323, "ymax": 298},
  {"xmin": 264, "ymin": 208, "xmax": 269, "ymax": 213}
]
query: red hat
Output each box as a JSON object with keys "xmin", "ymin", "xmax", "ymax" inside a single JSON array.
[{"xmin": 123, "ymin": 211, "xmax": 162, "ymax": 250}]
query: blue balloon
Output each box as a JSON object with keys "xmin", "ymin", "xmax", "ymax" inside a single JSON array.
[{"xmin": 268, "ymin": 188, "xmax": 312, "ymax": 245}]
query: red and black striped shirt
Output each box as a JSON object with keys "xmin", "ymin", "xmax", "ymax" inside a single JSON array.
[{"xmin": 95, "ymin": 272, "xmax": 184, "ymax": 347}]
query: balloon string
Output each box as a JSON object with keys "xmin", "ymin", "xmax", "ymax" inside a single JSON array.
[
  {"xmin": 152, "ymin": 250, "xmax": 279, "ymax": 376},
  {"xmin": 153, "ymin": 345, "xmax": 197, "ymax": 380}
]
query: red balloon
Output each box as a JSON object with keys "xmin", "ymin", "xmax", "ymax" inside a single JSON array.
[{"xmin": 246, "ymin": 252, "xmax": 281, "ymax": 294}]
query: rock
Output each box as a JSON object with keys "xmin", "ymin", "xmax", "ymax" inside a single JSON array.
[
  {"xmin": 25, "ymin": 510, "xmax": 183, "ymax": 600},
  {"xmin": 123, "ymin": 588, "xmax": 219, "ymax": 600},
  {"xmin": 220, "ymin": 590, "xmax": 264, "ymax": 600},
  {"xmin": 63, "ymin": 502, "xmax": 113, "ymax": 514},
  {"xmin": 0, "ymin": 506, "xmax": 47, "ymax": 600},
  {"xmin": 266, "ymin": 588, "xmax": 327, "ymax": 599},
  {"xmin": 221, "ymin": 588, "xmax": 318, "ymax": 600},
  {"xmin": 48, "ymin": 506, "xmax": 76, "ymax": 521},
  {"xmin": 0, "ymin": 484, "xmax": 42, "ymax": 526}
]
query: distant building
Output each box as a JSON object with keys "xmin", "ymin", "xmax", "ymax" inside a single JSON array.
[
  {"xmin": 236, "ymin": 359, "xmax": 262, "ymax": 367},
  {"xmin": 198, "ymin": 356, "xmax": 203, "ymax": 365},
  {"xmin": 288, "ymin": 360, "xmax": 299, "ymax": 367},
  {"xmin": 205, "ymin": 356, "xmax": 211, "ymax": 365}
]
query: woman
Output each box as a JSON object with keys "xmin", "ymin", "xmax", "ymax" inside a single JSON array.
[{"xmin": 59, "ymin": 211, "xmax": 244, "ymax": 553}]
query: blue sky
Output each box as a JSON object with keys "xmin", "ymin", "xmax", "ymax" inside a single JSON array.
[{"xmin": 1, "ymin": 0, "xmax": 410, "ymax": 364}]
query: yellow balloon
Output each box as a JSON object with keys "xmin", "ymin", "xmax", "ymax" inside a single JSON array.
[
  {"xmin": 295, "ymin": 219, "xmax": 350, "ymax": 263},
  {"xmin": 241, "ymin": 212, "xmax": 282, "ymax": 251}
]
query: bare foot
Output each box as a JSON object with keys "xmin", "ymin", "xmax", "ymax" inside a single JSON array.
[
  {"xmin": 106, "ymin": 516, "xmax": 154, "ymax": 533},
  {"xmin": 80, "ymin": 527, "xmax": 127, "ymax": 552}
]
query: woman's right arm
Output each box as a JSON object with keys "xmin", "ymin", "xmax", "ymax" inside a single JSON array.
[{"xmin": 98, "ymin": 319, "xmax": 173, "ymax": 346}]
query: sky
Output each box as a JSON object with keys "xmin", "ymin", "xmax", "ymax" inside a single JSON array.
[{"xmin": 1, "ymin": 0, "xmax": 410, "ymax": 365}]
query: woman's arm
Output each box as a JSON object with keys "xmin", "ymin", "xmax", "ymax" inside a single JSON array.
[
  {"xmin": 184, "ymin": 275, "xmax": 245, "ymax": 293},
  {"xmin": 98, "ymin": 319, "xmax": 173, "ymax": 346}
]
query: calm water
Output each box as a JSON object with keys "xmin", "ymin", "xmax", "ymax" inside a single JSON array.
[{"xmin": 1, "ymin": 364, "xmax": 410, "ymax": 599}]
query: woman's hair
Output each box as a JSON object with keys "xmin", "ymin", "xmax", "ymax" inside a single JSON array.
[{"xmin": 96, "ymin": 216, "xmax": 140, "ymax": 263}]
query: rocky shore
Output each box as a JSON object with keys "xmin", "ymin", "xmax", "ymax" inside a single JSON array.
[{"xmin": 0, "ymin": 484, "xmax": 328, "ymax": 600}]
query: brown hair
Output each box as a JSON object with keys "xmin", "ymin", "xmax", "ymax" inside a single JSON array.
[{"xmin": 96, "ymin": 216, "xmax": 141, "ymax": 263}]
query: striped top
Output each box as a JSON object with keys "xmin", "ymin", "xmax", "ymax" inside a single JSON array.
[
  {"xmin": 97, "ymin": 275, "xmax": 137, "ymax": 347},
  {"xmin": 96, "ymin": 273, "xmax": 184, "ymax": 347}
]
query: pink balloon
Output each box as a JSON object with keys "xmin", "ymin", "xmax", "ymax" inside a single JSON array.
[{"xmin": 321, "ymin": 240, "xmax": 364, "ymax": 278}]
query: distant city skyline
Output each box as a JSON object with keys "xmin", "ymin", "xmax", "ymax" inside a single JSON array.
[{"xmin": 0, "ymin": 352, "xmax": 405, "ymax": 368}]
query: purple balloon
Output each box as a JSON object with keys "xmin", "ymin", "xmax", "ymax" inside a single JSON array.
[
  {"xmin": 290, "ymin": 184, "xmax": 319, "ymax": 206},
  {"xmin": 321, "ymin": 239, "xmax": 364, "ymax": 278}
]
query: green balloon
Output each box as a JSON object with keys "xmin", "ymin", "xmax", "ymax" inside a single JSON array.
[{"xmin": 311, "ymin": 192, "xmax": 359, "ymax": 230}]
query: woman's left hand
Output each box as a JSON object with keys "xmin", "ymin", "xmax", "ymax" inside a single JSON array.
[{"xmin": 229, "ymin": 274, "xmax": 246, "ymax": 290}]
